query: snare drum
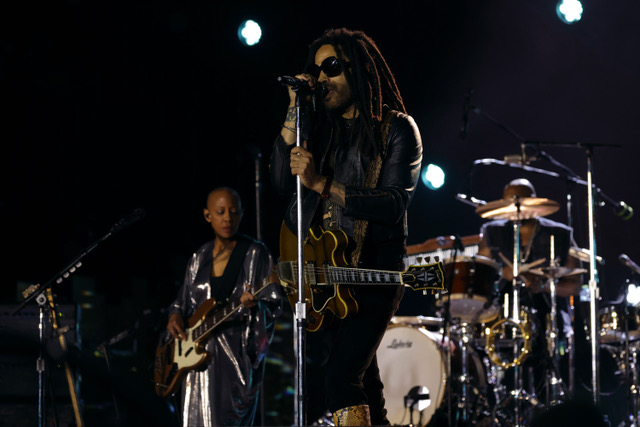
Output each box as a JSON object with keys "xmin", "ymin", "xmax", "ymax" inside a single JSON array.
[{"xmin": 438, "ymin": 255, "xmax": 500, "ymax": 324}]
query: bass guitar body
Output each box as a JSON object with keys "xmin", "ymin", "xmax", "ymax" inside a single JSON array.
[
  {"xmin": 154, "ymin": 275, "xmax": 275, "ymax": 397},
  {"xmin": 154, "ymin": 298, "xmax": 217, "ymax": 398}
]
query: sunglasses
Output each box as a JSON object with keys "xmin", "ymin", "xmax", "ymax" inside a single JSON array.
[{"xmin": 307, "ymin": 56, "xmax": 350, "ymax": 79}]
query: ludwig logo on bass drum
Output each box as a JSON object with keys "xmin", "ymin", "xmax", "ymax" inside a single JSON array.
[{"xmin": 386, "ymin": 339, "xmax": 413, "ymax": 349}]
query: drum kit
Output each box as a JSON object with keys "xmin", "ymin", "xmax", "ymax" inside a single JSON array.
[{"xmin": 377, "ymin": 194, "xmax": 640, "ymax": 426}]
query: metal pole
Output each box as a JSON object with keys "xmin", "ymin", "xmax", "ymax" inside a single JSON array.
[
  {"xmin": 586, "ymin": 148, "xmax": 600, "ymax": 405},
  {"xmin": 293, "ymin": 92, "xmax": 307, "ymax": 427},
  {"xmin": 512, "ymin": 216, "xmax": 522, "ymax": 427},
  {"xmin": 254, "ymin": 151, "xmax": 263, "ymax": 242}
]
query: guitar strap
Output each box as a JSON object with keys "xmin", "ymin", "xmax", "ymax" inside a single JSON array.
[
  {"xmin": 350, "ymin": 109, "xmax": 397, "ymax": 267},
  {"xmin": 207, "ymin": 234, "xmax": 252, "ymax": 303}
]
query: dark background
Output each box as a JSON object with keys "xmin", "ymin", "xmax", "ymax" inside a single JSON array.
[{"xmin": 2, "ymin": 0, "xmax": 639, "ymax": 424}]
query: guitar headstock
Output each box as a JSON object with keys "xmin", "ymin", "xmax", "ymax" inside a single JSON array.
[{"xmin": 402, "ymin": 259, "xmax": 446, "ymax": 293}]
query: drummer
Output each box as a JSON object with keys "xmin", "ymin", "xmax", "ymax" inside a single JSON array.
[
  {"xmin": 476, "ymin": 178, "xmax": 584, "ymax": 398},
  {"xmin": 477, "ymin": 178, "xmax": 583, "ymax": 298}
]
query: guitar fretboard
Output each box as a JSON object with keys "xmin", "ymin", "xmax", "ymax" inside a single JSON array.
[
  {"xmin": 192, "ymin": 300, "xmax": 237, "ymax": 342},
  {"xmin": 326, "ymin": 266, "xmax": 402, "ymax": 285},
  {"xmin": 191, "ymin": 280, "xmax": 271, "ymax": 343}
]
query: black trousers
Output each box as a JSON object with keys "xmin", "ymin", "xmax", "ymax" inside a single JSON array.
[{"xmin": 312, "ymin": 284, "xmax": 405, "ymax": 425}]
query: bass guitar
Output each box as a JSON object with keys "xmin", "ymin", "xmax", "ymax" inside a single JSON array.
[
  {"xmin": 153, "ymin": 271, "xmax": 277, "ymax": 398},
  {"xmin": 278, "ymin": 222, "xmax": 445, "ymax": 332}
]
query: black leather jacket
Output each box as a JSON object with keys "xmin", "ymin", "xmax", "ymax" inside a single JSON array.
[{"xmin": 270, "ymin": 111, "xmax": 423, "ymax": 269}]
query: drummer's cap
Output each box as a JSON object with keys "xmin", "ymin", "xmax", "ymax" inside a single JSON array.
[{"xmin": 503, "ymin": 178, "xmax": 536, "ymax": 199}]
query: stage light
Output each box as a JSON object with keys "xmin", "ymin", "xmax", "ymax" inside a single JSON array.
[
  {"xmin": 238, "ymin": 20, "xmax": 262, "ymax": 46},
  {"xmin": 627, "ymin": 283, "xmax": 640, "ymax": 306},
  {"xmin": 421, "ymin": 164, "xmax": 445, "ymax": 190},
  {"xmin": 556, "ymin": 0, "xmax": 583, "ymax": 24}
]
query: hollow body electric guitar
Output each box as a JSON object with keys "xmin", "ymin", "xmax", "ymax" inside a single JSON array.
[
  {"xmin": 153, "ymin": 272, "xmax": 277, "ymax": 398},
  {"xmin": 278, "ymin": 222, "xmax": 445, "ymax": 332}
]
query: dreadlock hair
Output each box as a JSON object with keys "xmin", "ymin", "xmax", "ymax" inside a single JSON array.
[{"xmin": 306, "ymin": 28, "xmax": 406, "ymax": 157}]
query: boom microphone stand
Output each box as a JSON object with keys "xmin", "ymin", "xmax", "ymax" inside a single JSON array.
[{"xmin": 12, "ymin": 208, "xmax": 145, "ymax": 427}]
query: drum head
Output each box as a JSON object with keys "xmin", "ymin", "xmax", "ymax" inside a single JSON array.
[{"xmin": 377, "ymin": 325, "xmax": 445, "ymax": 426}]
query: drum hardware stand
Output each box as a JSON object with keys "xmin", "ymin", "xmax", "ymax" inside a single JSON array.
[
  {"xmin": 539, "ymin": 239, "xmax": 568, "ymax": 406},
  {"xmin": 496, "ymin": 199, "xmax": 540, "ymax": 427},
  {"xmin": 623, "ymin": 292, "xmax": 640, "ymax": 427},
  {"xmin": 510, "ymin": 201, "xmax": 526, "ymax": 427},
  {"xmin": 438, "ymin": 235, "xmax": 464, "ymax": 426}
]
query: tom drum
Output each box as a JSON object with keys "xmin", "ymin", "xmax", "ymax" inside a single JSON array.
[{"xmin": 438, "ymin": 255, "xmax": 500, "ymax": 324}]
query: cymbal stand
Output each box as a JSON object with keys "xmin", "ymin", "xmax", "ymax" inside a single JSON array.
[
  {"xmin": 510, "ymin": 215, "xmax": 525, "ymax": 427},
  {"xmin": 452, "ymin": 321, "xmax": 473, "ymax": 424},
  {"xmin": 544, "ymin": 236, "xmax": 565, "ymax": 405}
]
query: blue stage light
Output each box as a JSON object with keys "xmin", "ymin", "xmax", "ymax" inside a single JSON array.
[
  {"xmin": 556, "ymin": 0, "xmax": 583, "ymax": 24},
  {"xmin": 238, "ymin": 20, "xmax": 262, "ymax": 46},
  {"xmin": 421, "ymin": 164, "xmax": 445, "ymax": 190}
]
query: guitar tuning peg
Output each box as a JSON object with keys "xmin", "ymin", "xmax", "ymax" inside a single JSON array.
[
  {"xmin": 416, "ymin": 256, "xmax": 423, "ymax": 264},
  {"xmin": 425, "ymin": 256, "xmax": 431, "ymax": 263},
  {"xmin": 434, "ymin": 256, "xmax": 440, "ymax": 262}
]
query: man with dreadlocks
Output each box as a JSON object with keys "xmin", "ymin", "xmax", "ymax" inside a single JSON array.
[{"xmin": 270, "ymin": 28, "xmax": 423, "ymax": 426}]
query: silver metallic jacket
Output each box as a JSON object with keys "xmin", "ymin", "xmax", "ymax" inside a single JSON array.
[{"xmin": 168, "ymin": 237, "xmax": 282, "ymax": 426}]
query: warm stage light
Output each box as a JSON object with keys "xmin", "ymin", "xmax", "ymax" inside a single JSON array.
[
  {"xmin": 421, "ymin": 164, "xmax": 445, "ymax": 190},
  {"xmin": 556, "ymin": 0, "xmax": 583, "ymax": 24},
  {"xmin": 238, "ymin": 20, "xmax": 262, "ymax": 46}
]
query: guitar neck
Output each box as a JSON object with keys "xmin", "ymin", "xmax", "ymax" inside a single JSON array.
[
  {"xmin": 192, "ymin": 280, "xmax": 271, "ymax": 343},
  {"xmin": 327, "ymin": 266, "xmax": 404, "ymax": 286}
]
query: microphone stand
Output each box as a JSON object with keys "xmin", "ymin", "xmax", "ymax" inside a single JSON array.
[
  {"xmin": 11, "ymin": 209, "xmax": 145, "ymax": 427},
  {"xmin": 253, "ymin": 146, "xmax": 266, "ymax": 427},
  {"xmin": 292, "ymin": 85, "xmax": 307, "ymax": 427}
]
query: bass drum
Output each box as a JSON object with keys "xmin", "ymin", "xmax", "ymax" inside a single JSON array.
[
  {"xmin": 377, "ymin": 325, "xmax": 445, "ymax": 426},
  {"xmin": 377, "ymin": 324, "xmax": 488, "ymax": 426}
]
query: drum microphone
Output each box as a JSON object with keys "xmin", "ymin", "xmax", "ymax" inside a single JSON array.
[
  {"xmin": 453, "ymin": 234, "xmax": 465, "ymax": 252},
  {"xmin": 456, "ymin": 193, "xmax": 486, "ymax": 207},
  {"xmin": 614, "ymin": 200, "xmax": 634, "ymax": 220},
  {"xmin": 404, "ymin": 386, "xmax": 430, "ymax": 408},
  {"xmin": 619, "ymin": 254, "xmax": 640, "ymax": 276}
]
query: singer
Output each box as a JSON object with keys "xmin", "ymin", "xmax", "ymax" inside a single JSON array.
[{"xmin": 270, "ymin": 28, "xmax": 423, "ymax": 425}]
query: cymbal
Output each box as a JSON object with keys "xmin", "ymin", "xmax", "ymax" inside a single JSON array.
[
  {"xmin": 528, "ymin": 266, "xmax": 588, "ymax": 279},
  {"xmin": 475, "ymin": 197, "xmax": 560, "ymax": 220}
]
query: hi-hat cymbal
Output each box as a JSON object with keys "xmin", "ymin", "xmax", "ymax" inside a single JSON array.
[{"xmin": 475, "ymin": 197, "xmax": 560, "ymax": 220}]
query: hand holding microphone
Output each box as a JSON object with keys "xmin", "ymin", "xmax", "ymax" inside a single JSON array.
[{"xmin": 277, "ymin": 74, "xmax": 326, "ymax": 97}]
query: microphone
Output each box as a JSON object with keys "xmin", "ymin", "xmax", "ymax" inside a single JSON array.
[
  {"xmin": 614, "ymin": 201, "xmax": 634, "ymax": 220},
  {"xmin": 459, "ymin": 89, "xmax": 473, "ymax": 139},
  {"xmin": 619, "ymin": 254, "xmax": 640, "ymax": 276},
  {"xmin": 110, "ymin": 208, "xmax": 146, "ymax": 233},
  {"xmin": 456, "ymin": 193, "xmax": 486, "ymax": 207},
  {"xmin": 277, "ymin": 75, "xmax": 325, "ymax": 94}
]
